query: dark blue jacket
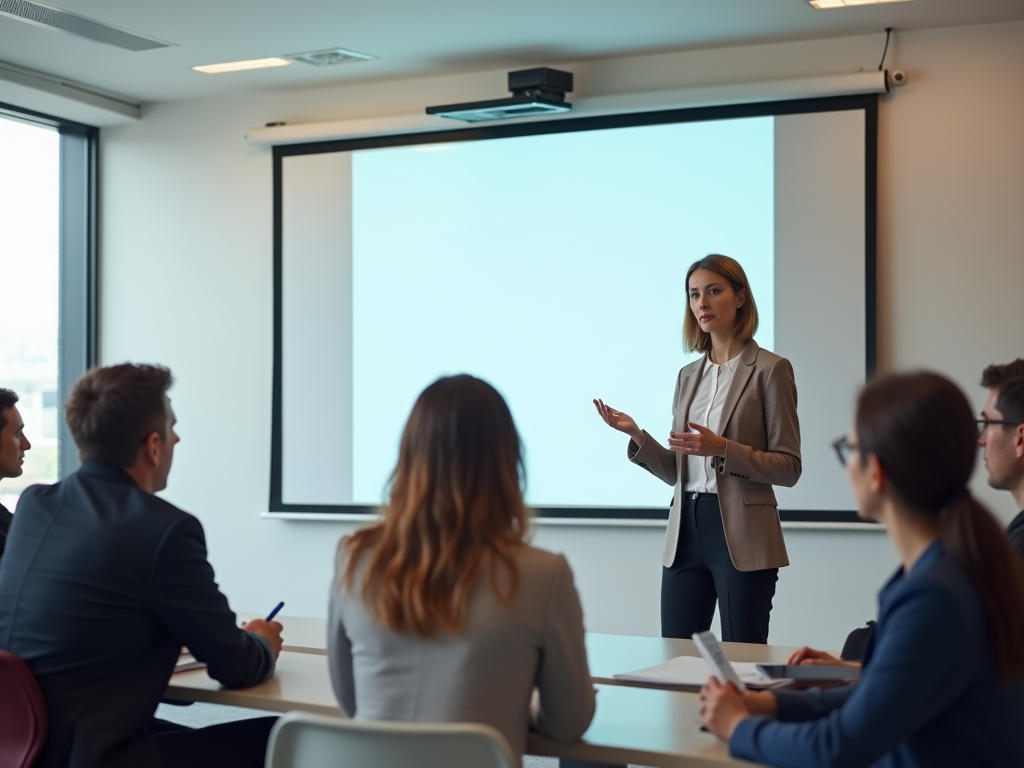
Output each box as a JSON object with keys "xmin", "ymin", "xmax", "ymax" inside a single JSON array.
[
  {"xmin": 1007, "ymin": 511, "xmax": 1024, "ymax": 561},
  {"xmin": 0, "ymin": 462, "xmax": 275, "ymax": 768},
  {"xmin": 0, "ymin": 499, "xmax": 11, "ymax": 567},
  {"xmin": 731, "ymin": 540, "xmax": 1024, "ymax": 768}
]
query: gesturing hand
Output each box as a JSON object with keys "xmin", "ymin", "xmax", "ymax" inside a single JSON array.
[
  {"xmin": 592, "ymin": 399, "xmax": 643, "ymax": 445},
  {"xmin": 668, "ymin": 422, "xmax": 727, "ymax": 457}
]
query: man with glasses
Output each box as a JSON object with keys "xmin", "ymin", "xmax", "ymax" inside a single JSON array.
[
  {"xmin": 978, "ymin": 360, "xmax": 1024, "ymax": 557},
  {"xmin": 0, "ymin": 387, "xmax": 32, "ymax": 567}
]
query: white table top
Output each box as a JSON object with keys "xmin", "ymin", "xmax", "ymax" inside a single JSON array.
[
  {"xmin": 170, "ymin": 627, "xmax": 790, "ymax": 766},
  {"xmin": 237, "ymin": 613, "xmax": 803, "ymax": 679},
  {"xmin": 167, "ymin": 651, "xmax": 754, "ymax": 767}
]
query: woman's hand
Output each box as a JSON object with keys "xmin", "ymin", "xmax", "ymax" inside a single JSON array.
[
  {"xmin": 668, "ymin": 422, "xmax": 727, "ymax": 457},
  {"xmin": 593, "ymin": 399, "xmax": 644, "ymax": 445},
  {"xmin": 787, "ymin": 646, "xmax": 861, "ymax": 669},
  {"xmin": 699, "ymin": 677, "xmax": 756, "ymax": 740}
]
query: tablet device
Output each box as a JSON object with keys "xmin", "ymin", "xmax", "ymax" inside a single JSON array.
[
  {"xmin": 755, "ymin": 664, "xmax": 861, "ymax": 681},
  {"xmin": 692, "ymin": 631, "xmax": 746, "ymax": 692}
]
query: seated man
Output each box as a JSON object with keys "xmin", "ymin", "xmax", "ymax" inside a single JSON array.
[
  {"xmin": 0, "ymin": 386, "xmax": 32, "ymax": 566},
  {"xmin": 979, "ymin": 359, "xmax": 1024, "ymax": 557},
  {"xmin": 0, "ymin": 364, "xmax": 282, "ymax": 768}
]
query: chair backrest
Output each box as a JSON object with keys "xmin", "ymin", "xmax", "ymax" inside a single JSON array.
[
  {"xmin": 265, "ymin": 712, "xmax": 518, "ymax": 768},
  {"xmin": 0, "ymin": 650, "xmax": 48, "ymax": 768}
]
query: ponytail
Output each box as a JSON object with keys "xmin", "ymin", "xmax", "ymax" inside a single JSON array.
[
  {"xmin": 855, "ymin": 372, "xmax": 1024, "ymax": 685},
  {"xmin": 939, "ymin": 494, "xmax": 1024, "ymax": 684}
]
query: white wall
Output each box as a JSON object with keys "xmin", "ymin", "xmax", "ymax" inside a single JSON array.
[{"xmin": 96, "ymin": 20, "xmax": 1024, "ymax": 650}]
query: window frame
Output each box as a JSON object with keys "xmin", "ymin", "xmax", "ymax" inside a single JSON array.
[{"xmin": 0, "ymin": 101, "xmax": 99, "ymax": 478}]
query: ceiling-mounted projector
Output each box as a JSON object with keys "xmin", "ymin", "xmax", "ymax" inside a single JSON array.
[{"xmin": 426, "ymin": 68, "xmax": 573, "ymax": 122}]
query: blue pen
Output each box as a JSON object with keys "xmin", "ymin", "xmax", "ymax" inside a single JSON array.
[{"xmin": 265, "ymin": 601, "xmax": 285, "ymax": 622}]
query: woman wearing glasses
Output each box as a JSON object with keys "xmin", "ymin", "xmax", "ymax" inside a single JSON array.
[
  {"xmin": 594, "ymin": 254, "xmax": 800, "ymax": 644},
  {"xmin": 700, "ymin": 372, "xmax": 1024, "ymax": 768}
]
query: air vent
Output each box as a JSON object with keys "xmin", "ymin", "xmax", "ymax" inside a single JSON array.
[
  {"xmin": 284, "ymin": 48, "xmax": 375, "ymax": 67},
  {"xmin": 0, "ymin": 0, "xmax": 174, "ymax": 51}
]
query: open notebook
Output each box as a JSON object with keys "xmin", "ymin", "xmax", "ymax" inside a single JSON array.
[{"xmin": 614, "ymin": 655, "xmax": 789, "ymax": 691}]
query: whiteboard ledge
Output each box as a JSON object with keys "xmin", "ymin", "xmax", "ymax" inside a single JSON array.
[
  {"xmin": 246, "ymin": 71, "xmax": 887, "ymax": 147},
  {"xmin": 262, "ymin": 511, "xmax": 883, "ymax": 531}
]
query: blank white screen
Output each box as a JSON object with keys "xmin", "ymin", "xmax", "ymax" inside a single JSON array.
[{"xmin": 280, "ymin": 109, "xmax": 864, "ymax": 514}]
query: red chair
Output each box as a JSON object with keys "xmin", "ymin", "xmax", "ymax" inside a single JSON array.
[{"xmin": 0, "ymin": 650, "xmax": 48, "ymax": 768}]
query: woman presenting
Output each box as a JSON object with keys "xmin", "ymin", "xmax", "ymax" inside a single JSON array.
[{"xmin": 594, "ymin": 254, "xmax": 800, "ymax": 643}]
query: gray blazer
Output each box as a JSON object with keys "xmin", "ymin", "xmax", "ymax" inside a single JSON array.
[
  {"xmin": 629, "ymin": 340, "xmax": 801, "ymax": 572},
  {"xmin": 328, "ymin": 540, "xmax": 596, "ymax": 758}
]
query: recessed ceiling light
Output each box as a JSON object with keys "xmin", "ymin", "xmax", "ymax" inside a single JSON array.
[
  {"xmin": 284, "ymin": 47, "xmax": 376, "ymax": 67},
  {"xmin": 808, "ymin": 0, "xmax": 912, "ymax": 7},
  {"xmin": 192, "ymin": 57, "xmax": 291, "ymax": 74}
]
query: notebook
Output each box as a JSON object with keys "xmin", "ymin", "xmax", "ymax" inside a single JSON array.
[{"xmin": 614, "ymin": 655, "xmax": 789, "ymax": 691}]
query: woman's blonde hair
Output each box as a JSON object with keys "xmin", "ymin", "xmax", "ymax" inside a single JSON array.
[
  {"xmin": 341, "ymin": 375, "xmax": 530, "ymax": 638},
  {"xmin": 682, "ymin": 254, "xmax": 759, "ymax": 353}
]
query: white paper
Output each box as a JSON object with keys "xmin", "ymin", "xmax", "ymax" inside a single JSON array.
[{"xmin": 614, "ymin": 655, "xmax": 787, "ymax": 690}]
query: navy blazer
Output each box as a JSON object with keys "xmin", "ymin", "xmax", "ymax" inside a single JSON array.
[
  {"xmin": 0, "ymin": 499, "xmax": 11, "ymax": 568},
  {"xmin": 0, "ymin": 463, "xmax": 276, "ymax": 768},
  {"xmin": 731, "ymin": 540, "xmax": 1024, "ymax": 768},
  {"xmin": 1007, "ymin": 511, "xmax": 1024, "ymax": 561}
]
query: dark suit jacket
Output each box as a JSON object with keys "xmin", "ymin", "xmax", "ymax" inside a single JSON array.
[
  {"xmin": 731, "ymin": 540, "xmax": 1024, "ymax": 768},
  {"xmin": 0, "ymin": 462, "xmax": 276, "ymax": 768},
  {"xmin": 1008, "ymin": 511, "xmax": 1024, "ymax": 560},
  {"xmin": 0, "ymin": 499, "xmax": 11, "ymax": 568}
]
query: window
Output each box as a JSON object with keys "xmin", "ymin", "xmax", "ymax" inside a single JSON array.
[{"xmin": 0, "ymin": 106, "xmax": 97, "ymax": 511}]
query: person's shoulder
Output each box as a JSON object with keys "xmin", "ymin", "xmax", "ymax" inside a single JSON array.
[
  {"xmin": 888, "ymin": 548, "xmax": 981, "ymax": 626},
  {"xmin": 749, "ymin": 343, "xmax": 788, "ymax": 370},
  {"xmin": 515, "ymin": 544, "xmax": 574, "ymax": 584},
  {"xmin": 1007, "ymin": 511, "xmax": 1024, "ymax": 547}
]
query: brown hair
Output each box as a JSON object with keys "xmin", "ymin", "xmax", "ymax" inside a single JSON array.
[
  {"xmin": 981, "ymin": 361, "xmax": 1024, "ymax": 425},
  {"xmin": 65, "ymin": 364, "xmax": 174, "ymax": 466},
  {"xmin": 981, "ymin": 359, "xmax": 1024, "ymax": 389},
  {"xmin": 0, "ymin": 388, "xmax": 18, "ymax": 432},
  {"xmin": 683, "ymin": 254, "xmax": 759, "ymax": 353},
  {"xmin": 342, "ymin": 375, "xmax": 530, "ymax": 637},
  {"xmin": 856, "ymin": 372, "xmax": 1024, "ymax": 683}
]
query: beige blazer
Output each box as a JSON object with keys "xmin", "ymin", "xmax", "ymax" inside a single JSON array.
[
  {"xmin": 328, "ymin": 542, "xmax": 596, "ymax": 759},
  {"xmin": 629, "ymin": 340, "xmax": 800, "ymax": 571}
]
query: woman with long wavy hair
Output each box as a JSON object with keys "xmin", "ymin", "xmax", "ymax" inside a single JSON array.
[
  {"xmin": 327, "ymin": 374, "xmax": 595, "ymax": 758},
  {"xmin": 699, "ymin": 372, "xmax": 1024, "ymax": 768}
]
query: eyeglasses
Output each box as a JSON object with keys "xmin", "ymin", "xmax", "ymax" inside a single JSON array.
[
  {"xmin": 832, "ymin": 435, "xmax": 859, "ymax": 467},
  {"xmin": 976, "ymin": 419, "xmax": 1023, "ymax": 436}
]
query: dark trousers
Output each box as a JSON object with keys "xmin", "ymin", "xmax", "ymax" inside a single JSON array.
[
  {"xmin": 661, "ymin": 493, "xmax": 778, "ymax": 644},
  {"xmin": 153, "ymin": 716, "xmax": 277, "ymax": 768}
]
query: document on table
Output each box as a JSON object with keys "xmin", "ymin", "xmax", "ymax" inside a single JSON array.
[
  {"xmin": 614, "ymin": 655, "xmax": 789, "ymax": 691},
  {"xmin": 174, "ymin": 649, "xmax": 206, "ymax": 674}
]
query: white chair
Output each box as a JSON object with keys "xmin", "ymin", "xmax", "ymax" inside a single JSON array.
[{"xmin": 265, "ymin": 712, "xmax": 519, "ymax": 768}]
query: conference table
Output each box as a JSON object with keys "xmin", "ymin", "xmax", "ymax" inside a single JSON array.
[{"xmin": 167, "ymin": 615, "xmax": 801, "ymax": 767}]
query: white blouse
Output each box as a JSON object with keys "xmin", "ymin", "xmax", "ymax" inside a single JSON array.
[{"xmin": 683, "ymin": 354, "xmax": 741, "ymax": 494}]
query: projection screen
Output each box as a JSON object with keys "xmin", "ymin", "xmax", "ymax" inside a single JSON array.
[{"xmin": 271, "ymin": 95, "xmax": 877, "ymax": 523}]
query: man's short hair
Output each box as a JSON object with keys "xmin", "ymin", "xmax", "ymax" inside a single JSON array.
[
  {"xmin": 0, "ymin": 388, "xmax": 19, "ymax": 432},
  {"xmin": 993, "ymin": 377, "xmax": 1024, "ymax": 426},
  {"xmin": 981, "ymin": 359, "xmax": 1024, "ymax": 389},
  {"xmin": 65, "ymin": 364, "xmax": 174, "ymax": 466}
]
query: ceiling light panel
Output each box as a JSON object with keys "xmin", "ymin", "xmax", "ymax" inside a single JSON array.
[
  {"xmin": 192, "ymin": 58, "xmax": 291, "ymax": 74},
  {"xmin": 284, "ymin": 48, "xmax": 376, "ymax": 67},
  {"xmin": 808, "ymin": 0, "xmax": 912, "ymax": 7},
  {"xmin": 0, "ymin": 0, "xmax": 174, "ymax": 51}
]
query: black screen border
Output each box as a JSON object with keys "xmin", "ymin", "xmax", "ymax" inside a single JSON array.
[{"xmin": 270, "ymin": 93, "xmax": 878, "ymax": 524}]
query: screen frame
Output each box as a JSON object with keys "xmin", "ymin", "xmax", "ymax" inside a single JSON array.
[{"xmin": 269, "ymin": 93, "xmax": 878, "ymax": 524}]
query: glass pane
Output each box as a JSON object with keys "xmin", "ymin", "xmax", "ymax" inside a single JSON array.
[{"xmin": 0, "ymin": 116, "xmax": 60, "ymax": 511}]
